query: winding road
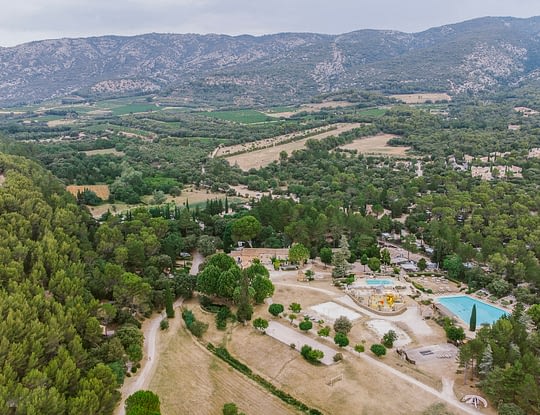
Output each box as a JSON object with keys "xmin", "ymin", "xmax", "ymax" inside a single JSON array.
[{"xmin": 115, "ymin": 252, "xmax": 202, "ymax": 415}]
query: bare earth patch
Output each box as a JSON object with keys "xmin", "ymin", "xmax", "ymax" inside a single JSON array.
[
  {"xmin": 389, "ymin": 93, "xmax": 451, "ymax": 104},
  {"xmin": 225, "ymin": 123, "xmax": 363, "ymax": 170},
  {"xmin": 338, "ymin": 133, "xmax": 410, "ymax": 156}
]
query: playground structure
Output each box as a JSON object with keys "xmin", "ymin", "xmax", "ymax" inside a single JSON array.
[
  {"xmin": 461, "ymin": 395, "xmax": 488, "ymax": 409},
  {"xmin": 367, "ymin": 291, "xmax": 404, "ymax": 312}
]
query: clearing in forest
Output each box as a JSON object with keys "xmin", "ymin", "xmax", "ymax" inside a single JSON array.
[
  {"xmin": 389, "ymin": 93, "xmax": 451, "ymax": 104},
  {"xmin": 224, "ymin": 122, "xmax": 363, "ymax": 170},
  {"xmin": 338, "ymin": 133, "xmax": 410, "ymax": 156},
  {"xmin": 82, "ymin": 148, "xmax": 126, "ymax": 156},
  {"xmin": 66, "ymin": 184, "xmax": 110, "ymax": 200}
]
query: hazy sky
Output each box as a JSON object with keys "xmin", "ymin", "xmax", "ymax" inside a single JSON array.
[{"xmin": 1, "ymin": 0, "xmax": 539, "ymax": 47}]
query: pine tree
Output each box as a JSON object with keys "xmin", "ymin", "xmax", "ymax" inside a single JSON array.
[
  {"xmin": 469, "ymin": 304, "xmax": 477, "ymax": 331},
  {"xmin": 478, "ymin": 344, "xmax": 493, "ymax": 378},
  {"xmin": 332, "ymin": 235, "xmax": 352, "ymax": 278}
]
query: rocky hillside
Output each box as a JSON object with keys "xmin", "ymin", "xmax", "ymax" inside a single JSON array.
[{"xmin": 1, "ymin": 16, "xmax": 540, "ymax": 105}]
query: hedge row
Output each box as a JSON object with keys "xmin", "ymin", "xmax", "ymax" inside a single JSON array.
[{"xmin": 207, "ymin": 343, "xmax": 323, "ymax": 415}]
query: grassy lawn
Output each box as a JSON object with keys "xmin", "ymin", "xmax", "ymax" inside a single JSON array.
[{"xmin": 202, "ymin": 109, "xmax": 273, "ymax": 124}]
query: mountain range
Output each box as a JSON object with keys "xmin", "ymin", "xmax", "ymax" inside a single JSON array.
[{"xmin": 2, "ymin": 16, "xmax": 540, "ymax": 106}]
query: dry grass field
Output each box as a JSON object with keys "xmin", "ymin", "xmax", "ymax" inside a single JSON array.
[
  {"xmin": 66, "ymin": 184, "xmax": 110, "ymax": 199},
  {"xmin": 389, "ymin": 93, "xmax": 451, "ymax": 104},
  {"xmin": 149, "ymin": 305, "xmax": 298, "ymax": 415},
  {"xmin": 338, "ymin": 133, "xmax": 410, "ymax": 156},
  {"xmin": 225, "ymin": 123, "xmax": 363, "ymax": 170},
  {"xmin": 82, "ymin": 148, "xmax": 125, "ymax": 156},
  {"xmin": 215, "ymin": 124, "xmax": 340, "ymax": 158},
  {"xmin": 147, "ymin": 269, "xmax": 468, "ymax": 415}
]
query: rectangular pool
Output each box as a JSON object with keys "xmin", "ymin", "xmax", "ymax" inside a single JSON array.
[
  {"xmin": 437, "ymin": 296, "xmax": 508, "ymax": 326},
  {"xmin": 366, "ymin": 279, "xmax": 394, "ymax": 286}
]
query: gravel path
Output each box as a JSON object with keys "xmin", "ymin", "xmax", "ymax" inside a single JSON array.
[{"xmin": 115, "ymin": 299, "xmax": 184, "ymax": 415}]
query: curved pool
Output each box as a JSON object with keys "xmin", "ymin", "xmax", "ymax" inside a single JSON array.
[{"xmin": 437, "ymin": 296, "xmax": 508, "ymax": 326}]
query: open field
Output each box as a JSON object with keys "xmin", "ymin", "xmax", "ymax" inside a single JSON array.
[
  {"xmin": 389, "ymin": 93, "xmax": 451, "ymax": 104},
  {"xmin": 85, "ymin": 187, "xmax": 233, "ymax": 219},
  {"xmin": 149, "ymin": 310, "xmax": 297, "ymax": 415},
  {"xmin": 338, "ymin": 133, "xmax": 410, "ymax": 156},
  {"xmin": 66, "ymin": 184, "xmax": 110, "ymax": 200},
  {"xmin": 266, "ymin": 101, "xmax": 357, "ymax": 118},
  {"xmin": 82, "ymin": 148, "xmax": 125, "ymax": 156},
  {"xmin": 215, "ymin": 124, "xmax": 341, "ymax": 158},
  {"xmin": 202, "ymin": 109, "xmax": 274, "ymax": 124},
  {"xmin": 224, "ymin": 123, "xmax": 363, "ymax": 170}
]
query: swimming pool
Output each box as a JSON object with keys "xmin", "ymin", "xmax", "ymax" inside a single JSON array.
[
  {"xmin": 366, "ymin": 279, "xmax": 394, "ymax": 286},
  {"xmin": 437, "ymin": 296, "xmax": 508, "ymax": 326}
]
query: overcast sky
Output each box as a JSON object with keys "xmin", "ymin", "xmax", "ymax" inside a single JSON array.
[{"xmin": 1, "ymin": 0, "xmax": 539, "ymax": 47}]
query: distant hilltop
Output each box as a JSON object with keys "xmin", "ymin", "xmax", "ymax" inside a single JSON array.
[{"xmin": 2, "ymin": 16, "xmax": 540, "ymax": 106}]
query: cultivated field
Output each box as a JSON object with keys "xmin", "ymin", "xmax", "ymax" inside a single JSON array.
[
  {"xmin": 389, "ymin": 93, "xmax": 451, "ymax": 104},
  {"xmin": 338, "ymin": 133, "xmax": 410, "ymax": 156},
  {"xmin": 82, "ymin": 148, "xmax": 126, "ymax": 156},
  {"xmin": 66, "ymin": 184, "xmax": 110, "ymax": 200},
  {"xmin": 266, "ymin": 101, "xmax": 357, "ymax": 118},
  {"xmin": 224, "ymin": 123, "xmax": 363, "ymax": 170}
]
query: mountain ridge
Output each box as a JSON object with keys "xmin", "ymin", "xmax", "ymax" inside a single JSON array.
[{"xmin": 1, "ymin": 16, "xmax": 540, "ymax": 106}]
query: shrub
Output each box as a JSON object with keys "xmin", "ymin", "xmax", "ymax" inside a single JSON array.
[
  {"xmin": 317, "ymin": 326, "xmax": 331, "ymax": 337},
  {"xmin": 334, "ymin": 332, "xmax": 349, "ymax": 347},
  {"xmin": 333, "ymin": 353, "xmax": 343, "ymax": 362},
  {"xmin": 216, "ymin": 306, "xmax": 231, "ymax": 330},
  {"xmin": 370, "ymin": 344, "xmax": 387, "ymax": 357},
  {"xmin": 268, "ymin": 303, "xmax": 284, "ymax": 316},
  {"xmin": 382, "ymin": 330, "xmax": 398, "ymax": 348},
  {"xmin": 334, "ymin": 316, "xmax": 352, "ymax": 334},
  {"xmin": 299, "ymin": 320, "xmax": 313, "ymax": 331},
  {"xmin": 160, "ymin": 319, "xmax": 169, "ymax": 330},
  {"xmin": 289, "ymin": 302, "xmax": 302, "ymax": 313},
  {"xmin": 300, "ymin": 345, "xmax": 324, "ymax": 363},
  {"xmin": 190, "ymin": 320, "xmax": 209, "ymax": 338},
  {"xmin": 253, "ymin": 317, "xmax": 269, "ymax": 332},
  {"xmin": 354, "ymin": 344, "xmax": 365, "ymax": 353}
]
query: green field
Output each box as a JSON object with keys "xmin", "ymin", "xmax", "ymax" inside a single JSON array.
[
  {"xmin": 357, "ymin": 108, "xmax": 387, "ymax": 117},
  {"xmin": 202, "ymin": 110, "xmax": 273, "ymax": 124},
  {"xmin": 110, "ymin": 103, "xmax": 160, "ymax": 116}
]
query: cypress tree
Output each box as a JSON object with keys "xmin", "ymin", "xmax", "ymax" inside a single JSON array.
[{"xmin": 469, "ymin": 304, "xmax": 477, "ymax": 332}]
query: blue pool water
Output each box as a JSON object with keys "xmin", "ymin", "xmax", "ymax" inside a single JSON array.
[
  {"xmin": 366, "ymin": 279, "xmax": 394, "ymax": 286},
  {"xmin": 437, "ymin": 296, "xmax": 508, "ymax": 326}
]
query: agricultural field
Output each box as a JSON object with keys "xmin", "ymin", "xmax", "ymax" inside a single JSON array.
[
  {"xmin": 338, "ymin": 134, "xmax": 411, "ymax": 156},
  {"xmin": 201, "ymin": 109, "xmax": 274, "ymax": 124},
  {"xmin": 388, "ymin": 93, "xmax": 451, "ymax": 104},
  {"xmin": 82, "ymin": 148, "xmax": 125, "ymax": 156},
  {"xmin": 223, "ymin": 123, "xmax": 363, "ymax": 170},
  {"xmin": 66, "ymin": 184, "xmax": 110, "ymax": 199},
  {"xmin": 266, "ymin": 101, "xmax": 357, "ymax": 118}
]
